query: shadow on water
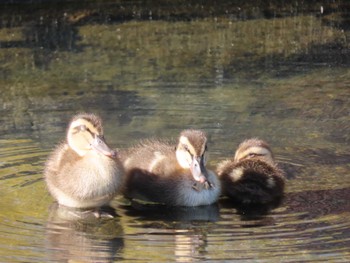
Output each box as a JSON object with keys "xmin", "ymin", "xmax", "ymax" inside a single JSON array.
[
  {"xmin": 285, "ymin": 187, "xmax": 350, "ymax": 218},
  {"xmin": 225, "ymin": 42, "xmax": 350, "ymax": 80},
  {"xmin": 0, "ymin": 86, "xmax": 144, "ymax": 137},
  {"xmin": 0, "ymin": 1, "xmax": 349, "ymax": 70},
  {"xmin": 1, "ymin": 2, "xmax": 83, "ymax": 69},
  {"xmin": 121, "ymin": 201, "xmax": 220, "ymax": 223}
]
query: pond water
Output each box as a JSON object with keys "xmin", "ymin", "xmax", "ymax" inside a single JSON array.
[{"xmin": 0, "ymin": 1, "xmax": 349, "ymax": 262}]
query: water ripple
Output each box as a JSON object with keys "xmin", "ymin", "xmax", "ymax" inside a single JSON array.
[{"xmin": 0, "ymin": 138, "xmax": 349, "ymax": 262}]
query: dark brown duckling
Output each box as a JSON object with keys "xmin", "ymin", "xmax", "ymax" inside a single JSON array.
[{"xmin": 217, "ymin": 138, "xmax": 285, "ymax": 205}]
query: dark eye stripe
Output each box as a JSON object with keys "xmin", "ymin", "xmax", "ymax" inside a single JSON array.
[
  {"xmin": 74, "ymin": 125, "xmax": 97, "ymax": 138},
  {"xmin": 182, "ymin": 144, "xmax": 189, "ymax": 151},
  {"xmin": 182, "ymin": 144, "xmax": 194, "ymax": 157},
  {"xmin": 84, "ymin": 127, "xmax": 94, "ymax": 136},
  {"xmin": 246, "ymin": 153, "xmax": 265, "ymax": 158}
]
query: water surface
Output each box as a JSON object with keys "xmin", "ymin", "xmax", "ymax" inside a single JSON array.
[{"xmin": 0, "ymin": 1, "xmax": 349, "ymax": 262}]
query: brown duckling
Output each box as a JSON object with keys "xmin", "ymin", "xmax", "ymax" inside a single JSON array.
[
  {"xmin": 217, "ymin": 138, "xmax": 285, "ymax": 205},
  {"xmin": 44, "ymin": 113, "xmax": 124, "ymax": 209},
  {"xmin": 120, "ymin": 129, "xmax": 221, "ymax": 206}
]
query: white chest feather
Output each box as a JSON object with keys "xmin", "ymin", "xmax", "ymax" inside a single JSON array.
[
  {"xmin": 176, "ymin": 172, "xmax": 221, "ymax": 206},
  {"xmin": 76, "ymin": 152, "xmax": 118, "ymax": 196}
]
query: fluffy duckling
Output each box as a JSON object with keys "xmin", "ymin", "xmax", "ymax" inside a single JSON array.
[
  {"xmin": 44, "ymin": 113, "xmax": 124, "ymax": 209},
  {"xmin": 217, "ymin": 138, "xmax": 285, "ymax": 205},
  {"xmin": 120, "ymin": 129, "xmax": 221, "ymax": 206}
]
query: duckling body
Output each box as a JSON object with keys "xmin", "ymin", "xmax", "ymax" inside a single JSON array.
[
  {"xmin": 217, "ymin": 138, "xmax": 285, "ymax": 205},
  {"xmin": 44, "ymin": 113, "xmax": 124, "ymax": 209},
  {"xmin": 120, "ymin": 130, "xmax": 221, "ymax": 206}
]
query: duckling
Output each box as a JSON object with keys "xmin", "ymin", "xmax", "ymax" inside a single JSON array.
[
  {"xmin": 217, "ymin": 138, "xmax": 285, "ymax": 205},
  {"xmin": 44, "ymin": 113, "xmax": 124, "ymax": 210},
  {"xmin": 120, "ymin": 129, "xmax": 221, "ymax": 206}
]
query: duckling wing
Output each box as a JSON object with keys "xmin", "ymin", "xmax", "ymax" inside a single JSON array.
[
  {"xmin": 44, "ymin": 143, "xmax": 82, "ymax": 198},
  {"xmin": 121, "ymin": 140, "xmax": 178, "ymax": 174},
  {"xmin": 45, "ymin": 143, "xmax": 74, "ymax": 181}
]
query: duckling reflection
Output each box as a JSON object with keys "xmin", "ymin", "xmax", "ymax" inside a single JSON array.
[
  {"xmin": 123, "ymin": 201, "xmax": 220, "ymax": 222},
  {"xmin": 220, "ymin": 197, "xmax": 281, "ymax": 225},
  {"xmin": 217, "ymin": 138, "xmax": 285, "ymax": 208},
  {"xmin": 174, "ymin": 229, "xmax": 207, "ymax": 263},
  {"xmin": 44, "ymin": 113, "xmax": 124, "ymax": 214},
  {"xmin": 120, "ymin": 129, "xmax": 221, "ymax": 206},
  {"xmin": 46, "ymin": 203, "xmax": 124, "ymax": 262}
]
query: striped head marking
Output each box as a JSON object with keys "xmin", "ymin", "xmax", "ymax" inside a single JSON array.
[
  {"xmin": 67, "ymin": 113, "xmax": 115, "ymax": 157},
  {"xmin": 176, "ymin": 129, "xmax": 209, "ymax": 183},
  {"xmin": 234, "ymin": 138, "xmax": 274, "ymax": 163}
]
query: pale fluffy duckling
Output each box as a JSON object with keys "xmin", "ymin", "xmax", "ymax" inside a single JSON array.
[
  {"xmin": 120, "ymin": 129, "xmax": 221, "ymax": 206},
  {"xmin": 44, "ymin": 113, "xmax": 124, "ymax": 209},
  {"xmin": 217, "ymin": 138, "xmax": 285, "ymax": 205}
]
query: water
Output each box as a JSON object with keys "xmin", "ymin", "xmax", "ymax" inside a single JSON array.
[{"xmin": 0, "ymin": 1, "xmax": 349, "ymax": 262}]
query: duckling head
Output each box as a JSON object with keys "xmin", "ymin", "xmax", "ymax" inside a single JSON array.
[
  {"xmin": 175, "ymin": 129, "xmax": 209, "ymax": 183},
  {"xmin": 234, "ymin": 138, "xmax": 274, "ymax": 164},
  {"xmin": 67, "ymin": 113, "xmax": 116, "ymax": 158}
]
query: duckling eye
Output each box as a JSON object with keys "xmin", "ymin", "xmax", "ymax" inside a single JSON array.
[
  {"xmin": 182, "ymin": 144, "xmax": 194, "ymax": 157},
  {"xmin": 247, "ymin": 153, "xmax": 258, "ymax": 158},
  {"xmin": 182, "ymin": 144, "xmax": 189, "ymax": 152},
  {"xmin": 80, "ymin": 125, "xmax": 87, "ymax": 131}
]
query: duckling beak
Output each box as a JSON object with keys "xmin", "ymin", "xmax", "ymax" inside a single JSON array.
[
  {"xmin": 190, "ymin": 156, "xmax": 209, "ymax": 183},
  {"xmin": 91, "ymin": 135, "xmax": 117, "ymax": 158}
]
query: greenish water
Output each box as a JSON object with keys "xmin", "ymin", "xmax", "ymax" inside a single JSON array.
[{"xmin": 0, "ymin": 1, "xmax": 349, "ymax": 262}]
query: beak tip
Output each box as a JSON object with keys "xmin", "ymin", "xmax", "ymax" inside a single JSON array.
[{"xmin": 198, "ymin": 176, "xmax": 206, "ymax": 183}]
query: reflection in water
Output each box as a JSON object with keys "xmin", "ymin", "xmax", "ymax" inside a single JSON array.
[
  {"xmin": 220, "ymin": 197, "xmax": 283, "ymax": 222},
  {"xmin": 121, "ymin": 202, "xmax": 217, "ymax": 262},
  {"xmin": 123, "ymin": 202, "xmax": 220, "ymax": 222},
  {"xmin": 174, "ymin": 230, "xmax": 206, "ymax": 263},
  {"xmin": 46, "ymin": 203, "xmax": 124, "ymax": 262}
]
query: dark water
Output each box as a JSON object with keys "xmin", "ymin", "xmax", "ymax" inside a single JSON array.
[{"xmin": 0, "ymin": 1, "xmax": 349, "ymax": 262}]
